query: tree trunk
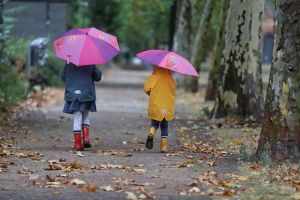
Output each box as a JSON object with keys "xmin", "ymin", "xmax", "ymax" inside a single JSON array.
[
  {"xmin": 211, "ymin": 0, "xmax": 264, "ymax": 121},
  {"xmin": 185, "ymin": 0, "xmax": 214, "ymax": 93},
  {"xmin": 205, "ymin": 0, "xmax": 229, "ymax": 101},
  {"xmin": 0, "ymin": 0, "xmax": 4, "ymax": 64},
  {"xmin": 256, "ymin": 0, "xmax": 300, "ymax": 161},
  {"xmin": 169, "ymin": 0, "xmax": 192, "ymax": 87}
]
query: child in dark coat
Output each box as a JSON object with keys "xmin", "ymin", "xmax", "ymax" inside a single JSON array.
[{"xmin": 61, "ymin": 63, "xmax": 102, "ymax": 151}]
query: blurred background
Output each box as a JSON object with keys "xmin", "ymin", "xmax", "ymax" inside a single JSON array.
[{"xmin": 0, "ymin": 0, "xmax": 274, "ymax": 110}]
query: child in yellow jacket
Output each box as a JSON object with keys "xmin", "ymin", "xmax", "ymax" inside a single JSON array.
[{"xmin": 144, "ymin": 65, "xmax": 176, "ymax": 153}]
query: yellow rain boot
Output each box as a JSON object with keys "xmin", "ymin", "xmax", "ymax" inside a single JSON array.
[
  {"xmin": 160, "ymin": 137, "xmax": 168, "ymax": 153},
  {"xmin": 146, "ymin": 127, "xmax": 156, "ymax": 149}
]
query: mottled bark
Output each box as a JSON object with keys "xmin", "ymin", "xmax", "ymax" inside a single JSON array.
[
  {"xmin": 185, "ymin": 0, "xmax": 213, "ymax": 93},
  {"xmin": 256, "ymin": 0, "xmax": 300, "ymax": 161},
  {"xmin": 205, "ymin": 0, "xmax": 229, "ymax": 100},
  {"xmin": 212, "ymin": 0, "xmax": 264, "ymax": 121},
  {"xmin": 170, "ymin": 0, "xmax": 192, "ymax": 87}
]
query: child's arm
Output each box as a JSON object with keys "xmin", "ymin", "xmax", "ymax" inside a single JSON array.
[
  {"xmin": 92, "ymin": 65, "xmax": 102, "ymax": 82},
  {"xmin": 144, "ymin": 77, "xmax": 151, "ymax": 96},
  {"xmin": 61, "ymin": 65, "xmax": 66, "ymax": 82}
]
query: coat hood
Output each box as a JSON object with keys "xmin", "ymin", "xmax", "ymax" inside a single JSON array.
[{"xmin": 153, "ymin": 65, "xmax": 170, "ymax": 75}]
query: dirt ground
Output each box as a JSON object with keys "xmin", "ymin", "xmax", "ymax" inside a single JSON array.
[{"xmin": 1, "ymin": 68, "xmax": 300, "ymax": 200}]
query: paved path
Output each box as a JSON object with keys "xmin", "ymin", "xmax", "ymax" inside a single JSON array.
[{"xmin": 0, "ymin": 68, "xmax": 211, "ymax": 200}]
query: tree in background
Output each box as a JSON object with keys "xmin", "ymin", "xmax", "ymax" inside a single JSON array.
[
  {"xmin": 205, "ymin": 0, "xmax": 229, "ymax": 101},
  {"xmin": 118, "ymin": 0, "xmax": 172, "ymax": 54},
  {"xmin": 185, "ymin": 0, "xmax": 214, "ymax": 93},
  {"xmin": 169, "ymin": 0, "xmax": 192, "ymax": 86},
  {"xmin": 256, "ymin": 0, "xmax": 300, "ymax": 161},
  {"xmin": 88, "ymin": 0, "xmax": 122, "ymax": 35},
  {"xmin": 169, "ymin": 0, "xmax": 191, "ymax": 59},
  {"xmin": 0, "ymin": 0, "xmax": 3, "ymax": 64},
  {"xmin": 69, "ymin": 0, "xmax": 90, "ymax": 28},
  {"xmin": 212, "ymin": 0, "xmax": 264, "ymax": 121}
]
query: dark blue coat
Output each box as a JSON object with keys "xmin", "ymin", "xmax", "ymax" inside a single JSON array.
[{"xmin": 61, "ymin": 63, "xmax": 102, "ymax": 102}]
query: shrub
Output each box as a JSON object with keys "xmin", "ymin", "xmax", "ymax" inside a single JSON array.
[
  {"xmin": 0, "ymin": 65, "xmax": 29, "ymax": 110},
  {"xmin": 37, "ymin": 49, "xmax": 64, "ymax": 87},
  {"xmin": 6, "ymin": 37, "xmax": 29, "ymax": 69}
]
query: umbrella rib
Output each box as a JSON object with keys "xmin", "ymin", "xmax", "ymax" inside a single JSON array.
[{"xmin": 76, "ymin": 36, "xmax": 87, "ymax": 65}]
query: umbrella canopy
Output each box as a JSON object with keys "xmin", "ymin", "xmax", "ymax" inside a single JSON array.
[
  {"xmin": 136, "ymin": 50, "xmax": 199, "ymax": 77},
  {"xmin": 53, "ymin": 27, "xmax": 120, "ymax": 66}
]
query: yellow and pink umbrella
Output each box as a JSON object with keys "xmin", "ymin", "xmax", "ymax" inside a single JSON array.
[{"xmin": 136, "ymin": 49, "xmax": 199, "ymax": 77}]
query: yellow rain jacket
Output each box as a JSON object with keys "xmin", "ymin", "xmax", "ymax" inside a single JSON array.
[{"xmin": 144, "ymin": 66, "xmax": 176, "ymax": 121}]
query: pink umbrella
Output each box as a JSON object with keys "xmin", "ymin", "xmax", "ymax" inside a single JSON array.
[
  {"xmin": 136, "ymin": 50, "xmax": 199, "ymax": 77},
  {"xmin": 53, "ymin": 27, "xmax": 120, "ymax": 66}
]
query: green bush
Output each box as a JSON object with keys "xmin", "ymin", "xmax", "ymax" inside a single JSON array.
[
  {"xmin": 6, "ymin": 38, "xmax": 29, "ymax": 68},
  {"xmin": 0, "ymin": 65, "xmax": 29, "ymax": 110},
  {"xmin": 40, "ymin": 50, "xmax": 64, "ymax": 87}
]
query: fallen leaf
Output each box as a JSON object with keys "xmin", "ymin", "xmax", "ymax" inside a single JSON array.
[
  {"xmin": 225, "ymin": 173, "xmax": 249, "ymax": 181},
  {"xmin": 250, "ymin": 163, "xmax": 261, "ymax": 171},
  {"xmin": 98, "ymin": 163, "xmax": 124, "ymax": 170},
  {"xmin": 222, "ymin": 189, "xmax": 235, "ymax": 196},
  {"xmin": 99, "ymin": 150, "xmax": 132, "ymax": 157},
  {"xmin": 139, "ymin": 186, "xmax": 154, "ymax": 199},
  {"xmin": 46, "ymin": 175, "xmax": 56, "ymax": 182},
  {"xmin": 201, "ymin": 156, "xmax": 216, "ymax": 166},
  {"xmin": 176, "ymin": 159, "xmax": 196, "ymax": 168},
  {"xmin": 290, "ymin": 192, "xmax": 300, "ymax": 199},
  {"xmin": 46, "ymin": 182, "xmax": 61, "ymax": 186},
  {"xmin": 99, "ymin": 185, "xmax": 114, "ymax": 191},
  {"xmin": 126, "ymin": 192, "xmax": 138, "ymax": 200},
  {"xmin": 45, "ymin": 164, "xmax": 64, "ymax": 170},
  {"xmin": 28, "ymin": 175, "xmax": 39, "ymax": 180},
  {"xmin": 188, "ymin": 180, "xmax": 198, "ymax": 187},
  {"xmin": 64, "ymin": 161, "xmax": 83, "ymax": 170},
  {"xmin": 17, "ymin": 166, "xmax": 32, "ymax": 174},
  {"xmin": 0, "ymin": 150, "xmax": 11, "ymax": 157},
  {"xmin": 189, "ymin": 187, "xmax": 201, "ymax": 193},
  {"xmin": 218, "ymin": 180, "xmax": 237, "ymax": 188},
  {"xmin": 138, "ymin": 194, "xmax": 147, "ymax": 199},
  {"xmin": 179, "ymin": 191, "xmax": 187, "ymax": 195},
  {"xmin": 133, "ymin": 168, "xmax": 148, "ymax": 173},
  {"xmin": 71, "ymin": 178, "xmax": 86, "ymax": 185},
  {"xmin": 80, "ymin": 184, "xmax": 97, "ymax": 192},
  {"xmin": 48, "ymin": 160, "xmax": 61, "ymax": 164},
  {"xmin": 76, "ymin": 152, "xmax": 84, "ymax": 157}
]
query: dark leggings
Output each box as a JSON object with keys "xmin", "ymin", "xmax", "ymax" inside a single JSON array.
[{"xmin": 151, "ymin": 119, "xmax": 168, "ymax": 138}]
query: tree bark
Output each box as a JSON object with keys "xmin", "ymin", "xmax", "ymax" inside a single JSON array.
[
  {"xmin": 211, "ymin": 0, "xmax": 264, "ymax": 121},
  {"xmin": 185, "ymin": 0, "xmax": 214, "ymax": 93},
  {"xmin": 170, "ymin": 0, "xmax": 192, "ymax": 87},
  {"xmin": 205, "ymin": 0, "xmax": 229, "ymax": 101},
  {"xmin": 256, "ymin": 0, "xmax": 300, "ymax": 161}
]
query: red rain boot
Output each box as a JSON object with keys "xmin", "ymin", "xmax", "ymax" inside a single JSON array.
[
  {"xmin": 73, "ymin": 134, "xmax": 84, "ymax": 151},
  {"xmin": 82, "ymin": 127, "xmax": 91, "ymax": 148}
]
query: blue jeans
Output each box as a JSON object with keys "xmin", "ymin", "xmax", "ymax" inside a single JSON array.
[{"xmin": 151, "ymin": 119, "xmax": 168, "ymax": 138}]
